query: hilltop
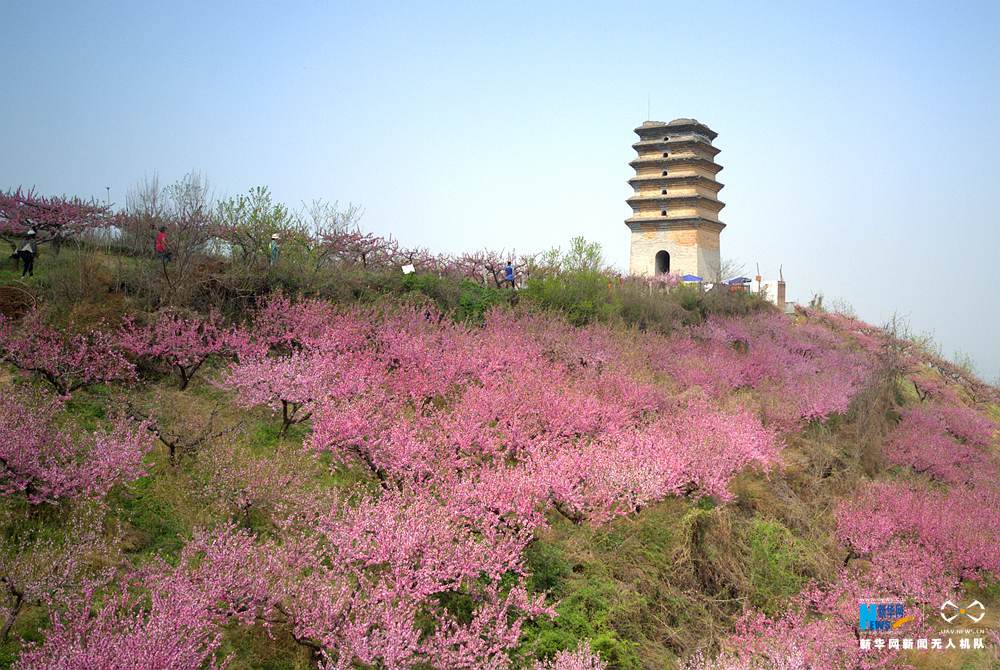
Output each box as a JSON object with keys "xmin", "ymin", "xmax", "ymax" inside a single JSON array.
[{"xmin": 0, "ymin": 185, "xmax": 998, "ymax": 670}]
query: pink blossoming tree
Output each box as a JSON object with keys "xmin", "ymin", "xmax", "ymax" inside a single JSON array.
[
  {"xmin": 0, "ymin": 391, "xmax": 153, "ymax": 504},
  {"xmin": 0, "ymin": 311, "xmax": 135, "ymax": 396},
  {"xmin": 117, "ymin": 309, "xmax": 233, "ymax": 389},
  {"xmin": 0, "ymin": 188, "xmax": 111, "ymax": 250},
  {"xmin": 15, "ymin": 525, "xmax": 274, "ymax": 670},
  {"xmin": 273, "ymin": 488, "xmax": 549, "ymax": 669}
]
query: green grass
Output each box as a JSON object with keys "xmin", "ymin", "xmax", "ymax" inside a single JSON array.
[
  {"xmin": 741, "ymin": 519, "xmax": 810, "ymax": 615},
  {"xmin": 217, "ymin": 623, "xmax": 314, "ymax": 670},
  {"xmin": 521, "ymin": 569, "xmax": 643, "ymax": 670},
  {"xmin": 0, "ymin": 245, "xmax": 102, "ymax": 286},
  {"xmin": 109, "ymin": 473, "xmax": 187, "ymax": 560},
  {"xmin": 519, "ymin": 501, "xmax": 695, "ymax": 669},
  {"xmin": 62, "ymin": 384, "xmax": 111, "ymax": 429},
  {"xmin": 0, "ymin": 605, "xmax": 46, "ymax": 667},
  {"xmin": 0, "ymin": 253, "xmax": 46, "ymax": 284}
]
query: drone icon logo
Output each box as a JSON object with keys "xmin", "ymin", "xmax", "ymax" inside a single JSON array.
[{"xmin": 940, "ymin": 600, "xmax": 986, "ymax": 624}]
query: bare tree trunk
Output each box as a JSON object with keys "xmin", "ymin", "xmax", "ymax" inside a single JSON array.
[{"xmin": 1, "ymin": 582, "xmax": 23, "ymax": 642}]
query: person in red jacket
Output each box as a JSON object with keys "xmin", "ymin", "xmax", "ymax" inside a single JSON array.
[{"xmin": 155, "ymin": 226, "xmax": 171, "ymax": 262}]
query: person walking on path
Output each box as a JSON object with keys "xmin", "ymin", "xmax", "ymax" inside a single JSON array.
[
  {"xmin": 269, "ymin": 233, "xmax": 280, "ymax": 267},
  {"xmin": 155, "ymin": 226, "xmax": 171, "ymax": 262},
  {"xmin": 17, "ymin": 230, "xmax": 37, "ymax": 278},
  {"xmin": 504, "ymin": 260, "xmax": 515, "ymax": 289}
]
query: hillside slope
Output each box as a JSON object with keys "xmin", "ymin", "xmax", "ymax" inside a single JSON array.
[{"xmin": 0, "ymin": 246, "xmax": 997, "ymax": 670}]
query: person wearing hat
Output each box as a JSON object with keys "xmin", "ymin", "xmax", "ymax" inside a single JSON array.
[
  {"xmin": 17, "ymin": 230, "xmax": 38, "ymax": 278},
  {"xmin": 269, "ymin": 233, "xmax": 280, "ymax": 267}
]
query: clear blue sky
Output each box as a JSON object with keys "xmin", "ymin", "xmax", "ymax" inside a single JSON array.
[{"xmin": 3, "ymin": 1, "xmax": 999, "ymax": 380}]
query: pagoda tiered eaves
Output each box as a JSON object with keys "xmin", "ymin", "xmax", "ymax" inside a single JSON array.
[
  {"xmin": 626, "ymin": 118, "xmax": 726, "ymax": 278},
  {"xmin": 625, "ymin": 217, "xmax": 725, "ymax": 231},
  {"xmin": 625, "ymin": 193, "xmax": 726, "ymax": 212},
  {"xmin": 635, "ymin": 118, "xmax": 718, "ymax": 141},
  {"xmin": 628, "ymin": 174, "xmax": 725, "ymax": 190},
  {"xmin": 630, "ymin": 137, "xmax": 721, "ymax": 157}
]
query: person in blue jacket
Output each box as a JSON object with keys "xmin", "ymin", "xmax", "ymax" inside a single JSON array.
[{"xmin": 504, "ymin": 260, "xmax": 515, "ymax": 288}]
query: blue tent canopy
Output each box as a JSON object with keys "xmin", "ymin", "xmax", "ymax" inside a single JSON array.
[
  {"xmin": 681, "ymin": 274, "xmax": 703, "ymax": 282},
  {"xmin": 726, "ymin": 276, "xmax": 752, "ymax": 285}
]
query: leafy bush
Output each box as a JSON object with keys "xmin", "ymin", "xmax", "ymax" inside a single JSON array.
[
  {"xmin": 400, "ymin": 272, "xmax": 461, "ymax": 313},
  {"xmin": 523, "ymin": 271, "xmax": 617, "ymax": 326},
  {"xmin": 742, "ymin": 519, "xmax": 809, "ymax": 615},
  {"xmin": 521, "ymin": 575, "xmax": 642, "ymax": 670},
  {"xmin": 456, "ymin": 279, "xmax": 505, "ymax": 324},
  {"xmin": 699, "ymin": 285, "xmax": 771, "ymax": 318},
  {"xmin": 674, "ymin": 284, "xmax": 702, "ymax": 313},
  {"xmin": 525, "ymin": 540, "xmax": 572, "ymax": 595},
  {"xmin": 615, "ymin": 283, "xmax": 691, "ymax": 333}
]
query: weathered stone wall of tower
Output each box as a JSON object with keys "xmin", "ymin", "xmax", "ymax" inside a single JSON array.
[
  {"xmin": 625, "ymin": 118, "xmax": 726, "ymax": 278},
  {"xmin": 628, "ymin": 225, "xmax": 722, "ymax": 279}
]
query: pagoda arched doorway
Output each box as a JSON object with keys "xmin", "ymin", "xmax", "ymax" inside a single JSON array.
[{"xmin": 655, "ymin": 250, "xmax": 670, "ymax": 274}]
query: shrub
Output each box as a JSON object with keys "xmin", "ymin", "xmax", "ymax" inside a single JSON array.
[
  {"xmin": 456, "ymin": 279, "xmax": 505, "ymax": 324},
  {"xmin": 615, "ymin": 283, "xmax": 689, "ymax": 333},
  {"xmin": 32, "ymin": 243, "xmax": 116, "ymax": 312},
  {"xmin": 522, "ymin": 576, "xmax": 641, "ymax": 670},
  {"xmin": 523, "ymin": 271, "xmax": 617, "ymax": 326},
  {"xmin": 525, "ymin": 540, "xmax": 572, "ymax": 595},
  {"xmin": 699, "ymin": 285, "xmax": 772, "ymax": 318},
  {"xmin": 742, "ymin": 520, "xmax": 808, "ymax": 615},
  {"xmin": 674, "ymin": 284, "xmax": 702, "ymax": 312}
]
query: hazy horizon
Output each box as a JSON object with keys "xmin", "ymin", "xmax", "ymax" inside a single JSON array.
[{"xmin": 3, "ymin": 1, "xmax": 998, "ymax": 380}]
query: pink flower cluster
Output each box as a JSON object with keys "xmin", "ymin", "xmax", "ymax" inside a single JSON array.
[
  {"xmin": 18, "ymin": 494, "xmax": 550, "ymax": 669},
  {"xmin": 268, "ymin": 302, "xmax": 783, "ymax": 525},
  {"xmin": 15, "ymin": 525, "xmax": 273, "ymax": 670},
  {"xmin": 650, "ymin": 313, "xmax": 872, "ymax": 429},
  {"xmin": 836, "ymin": 481, "xmax": 1000, "ymax": 578},
  {"xmin": 117, "ymin": 309, "xmax": 234, "ymax": 389},
  {"xmin": 0, "ymin": 188, "xmax": 111, "ymax": 243},
  {"xmin": 645, "ymin": 272, "xmax": 682, "ymax": 289},
  {"xmin": 533, "ymin": 642, "xmax": 606, "ymax": 670},
  {"xmin": 0, "ymin": 390, "xmax": 153, "ymax": 504},
  {"xmin": 0, "ymin": 311, "xmax": 135, "ymax": 396},
  {"xmin": 461, "ymin": 397, "xmax": 778, "ymax": 526},
  {"xmin": 234, "ymin": 292, "xmax": 350, "ymax": 356},
  {"xmin": 277, "ymin": 489, "xmax": 549, "ymax": 669},
  {"xmin": 685, "ymin": 358, "xmax": 997, "ymax": 669},
  {"xmin": 886, "ymin": 402, "xmax": 997, "ymax": 485}
]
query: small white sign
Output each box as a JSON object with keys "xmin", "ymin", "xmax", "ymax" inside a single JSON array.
[{"xmin": 402, "ymin": 264, "xmax": 415, "ymax": 274}]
